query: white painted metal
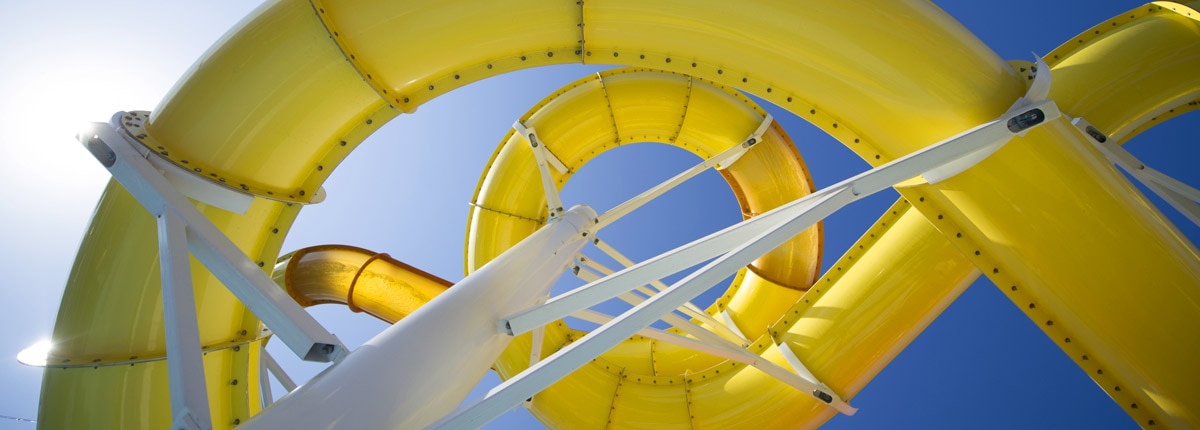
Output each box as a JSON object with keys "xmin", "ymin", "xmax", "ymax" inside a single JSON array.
[
  {"xmin": 157, "ymin": 209, "xmax": 213, "ymax": 430},
  {"xmin": 239, "ymin": 205, "xmax": 596, "ymax": 430},
  {"xmin": 505, "ymin": 200, "xmax": 792, "ymax": 336},
  {"xmin": 513, "ymin": 121, "xmax": 565, "ymax": 218},
  {"xmin": 259, "ymin": 352, "xmax": 273, "ymax": 408},
  {"xmin": 104, "ymin": 123, "xmax": 256, "ymax": 214},
  {"xmin": 774, "ymin": 336, "xmax": 825, "ymax": 390},
  {"xmin": 528, "ymin": 326, "xmax": 546, "ymax": 367},
  {"xmin": 718, "ymin": 310, "xmax": 746, "ymax": 341},
  {"xmin": 524, "ymin": 325, "xmax": 545, "ymax": 410},
  {"xmin": 575, "ymin": 255, "xmax": 657, "ymax": 298},
  {"xmin": 184, "ymin": 227, "xmax": 344, "ymax": 363},
  {"xmin": 435, "ymin": 191, "xmax": 857, "ymax": 428},
  {"xmin": 1013, "ymin": 56, "xmax": 1052, "ymax": 109},
  {"xmin": 587, "ymin": 240, "xmax": 746, "ymax": 342},
  {"xmin": 1147, "ymin": 184, "xmax": 1200, "ymax": 227},
  {"xmin": 501, "ymin": 100, "xmax": 1059, "ymax": 338},
  {"xmin": 714, "ymin": 113, "xmax": 774, "ymax": 170},
  {"xmin": 571, "ymin": 308, "xmax": 854, "ymax": 414},
  {"xmin": 146, "ymin": 151, "xmax": 255, "ymax": 214},
  {"xmin": 921, "ymin": 58, "xmax": 1051, "ymax": 184},
  {"xmin": 512, "ymin": 121, "xmax": 569, "ymax": 174},
  {"xmin": 1072, "ymin": 117, "xmax": 1200, "ymax": 227},
  {"xmin": 591, "ymin": 239, "xmax": 671, "ymax": 294},
  {"xmin": 590, "ymin": 116, "xmax": 770, "ymax": 232},
  {"xmin": 570, "ymin": 309, "xmax": 747, "ymax": 361},
  {"xmin": 572, "ymin": 261, "xmax": 739, "ymax": 348},
  {"xmin": 260, "ymin": 349, "xmax": 297, "ymax": 393},
  {"xmin": 575, "ymin": 255, "xmax": 746, "ymax": 345},
  {"xmin": 447, "ymin": 101, "xmax": 1059, "ymax": 427},
  {"xmin": 80, "ymin": 115, "xmax": 347, "ymax": 363}
]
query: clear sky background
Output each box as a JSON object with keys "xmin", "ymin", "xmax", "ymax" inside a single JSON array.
[{"xmin": 0, "ymin": 1, "xmax": 1196, "ymax": 429}]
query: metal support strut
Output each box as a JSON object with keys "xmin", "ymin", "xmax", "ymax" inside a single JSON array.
[
  {"xmin": 514, "ymin": 121, "xmax": 569, "ymax": 220},
  {"xmin": 1071, "ymin": 117, "xmax": 1200, "ymax": 227},
  {"xmin": 158, "ymin": 209, "xmax": 213, "ymax": 430},
  {"xmin": 79, "ymin": 113, "xmax": 350, "ymax": 428},
  {"xmin": 435, "ymin": 97, "xmax": 1061, "ymax": 428},
  {"xmin": 589, "ymin": 114, "xmax": 772, "ymax": 233}
]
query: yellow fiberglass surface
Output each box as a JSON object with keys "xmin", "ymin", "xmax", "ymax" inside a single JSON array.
[{"xmin": 42, "ymin": 0, "xmax": 1200, "ymax": 429}]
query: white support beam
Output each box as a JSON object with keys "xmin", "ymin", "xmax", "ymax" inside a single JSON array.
[
  {"xmin": 714, "ymin": 113, "xmax": 774, "ymax": 171},
  {"xmin": 513, "ymin": 121, "xmax": 565, "ymax": 219},
  {"xmin": 79, "ymin": 115, "xmax": 347, "ymax": 363},
  {"xmin": 523, "ymin": 324, "xmax": 545, "ymax": 410},
  {"xmin": 259, "ymin": 350, "xmax": 274, "ymax": 408},
  {"xmin": 500, "ymin": 100, "xmax": 1060, "ymax": 338},
  {"xmin": 572, "ymin": 262, "xmax": 738, "ymax": 348},
  {"xmin": 774, "ymin": 336, "xmax": 826, "ymax": 392},
  {"xmin": 1148, "ymin": 184, "xmax": 1200, "ymax": 227},
  {"xmin": 447, "ymin": 101, "xmax": 1060, "ymax": 427},
  {"xmin": 718, "ymin": 310, "xmax": 746, "ymax": 341},
  {"xmin": 435, "ymin": 189, "xmax": 857, "ymax": 428},
  {"xmin": 158, "ymin": 209, "xmax": 213, "ymax": 430},
  {"xmin": 591, "ymin": 115, "xmax": 771, "ymax": 232},
  {"xmin": 576, "ymin": 254, "xmax": 660, "ymax": 299},
  {"xmin": 261, "ymin": 349, "xmax": 298, "ymax": 393},
  {"xmin": 1072, "ymin": 118, "xmax": 1200, "ymax": 227},
  {"xmin": 591, "ymin": 239, "xmax": 672, "ymax": 294},
  {"xmin": 504, "ymin": 198, "xmax": 813, "ymax": 336},
  {"xmin": 576, "ymin": 254, "xmax": 746, "ymax": 345},
  {"xmin": 571, "ymin": 308, "xmax": 849, "ymax": 411},
  {"xmin": 588, "ymin": 240, "xmax": 745, "ymax": 342},
  {"xmin": 241, "ymin": 206, "xmax": 597, "ymax": 430},
  {"xmin": 570, "ymin": 309, "xmax": 749, "ymax": 362},
  {"xmin": 437, "ymin": 76, "xmax": 1068, "ymax": 428}
]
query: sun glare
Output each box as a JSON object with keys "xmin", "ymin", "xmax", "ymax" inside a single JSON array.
[{"xmin": 17, "ymin": 339, "xmax": 52, "ymax": 367}]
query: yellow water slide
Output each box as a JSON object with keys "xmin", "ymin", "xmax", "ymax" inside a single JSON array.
[{"xmin": 41, "ymin": 0, "xmax": 1200, "ymax": 429}]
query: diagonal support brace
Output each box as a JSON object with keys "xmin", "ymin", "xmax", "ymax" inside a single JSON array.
[
  {"xmin": 79, "ymin": 113, "xmax": 347, "ymax": 364},
  {"xmin": 1070, "ymin": 117, "xmax": 1200, "ymax": 227},
  {"xmin": 590, "ymin": 114, "xmax": 772, "ymax": 232},
  {"xmin": 443, "ymin": 99, "xmax": 1060, "ymax": 428},
  {"xmin": 513, "ymin": 121, "xmax": 568, "ymax": 220},
  {"xmin": 500, "ymin": 100, "xmax": 1060, "ymax": 339}
]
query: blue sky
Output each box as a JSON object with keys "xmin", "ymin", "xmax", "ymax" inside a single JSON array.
[{"xmin": 0, "ymin": 1, "xmax": 1195, "ymax": 428}]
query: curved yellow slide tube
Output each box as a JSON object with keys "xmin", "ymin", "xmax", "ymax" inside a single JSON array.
[
  {"xmin": 42, "ymin": 1, "xmax": 1200, "ymax": 429},
  {"xmin": 275, "ymin": 245, "xmax": 453, "ymax": 323}
]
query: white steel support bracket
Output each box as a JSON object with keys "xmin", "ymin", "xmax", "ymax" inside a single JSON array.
[
  {"xmin": 260, "ymin": 347, "xmax": 299, "ymax": 408},
  {"xmin": 513, "ymin": 121, "xmax": 569, "ymax": 220},
  {"xmin": 715, "ymin": 113, "xmax": 773, "ymax": 170},
  {"xmin": 590, "ymin": 114, "xmax": 771, "ymax": 232},
  {"xmin": 524, "ymin": 324, "xmax": 545, "ymax": 410},
  {"xmin": 1070, "ymin": 117, "xmax": 1200, "ymax": 227},
  {"xmin": 773, "ymin": 334, "xmax": 838, "ymax": 406},
  {"xmin": 571, "ymin": 259, "xmax": 739, "ymax": 347},
  {"xmin": 438, "ymin": 100, "xmax": 1059, "ymax": 428},
  {"xmin": 499, "ymin": 100, "xmax": 1060, "ymax": 339},
  {"xmin": 259, "ymin": 353, "xmax": 273, "ymax": 408},
  {"xmin": 588, "ymin": 237, "xmax": 745, "ymax": 344},
  {"xmin": 923, "ymin": 55, "xmax": 1051, "ymax": 184},
  {"xmin": 159, "ymin": 209, "xmax": 214, "ymax": 430},
  {"xmin": 571, "ymin": 308, "xmax": 856, "ymax": 414},
  {"xmin": 574, "ymin": 252, "xmax": 746, "ymax": 345},
  {"xmin": 79, "ymin": 113, "xmax": 347, "ymax": 364}
]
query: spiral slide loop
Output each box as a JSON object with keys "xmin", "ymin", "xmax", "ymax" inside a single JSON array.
[{"xmin": 470, "ymin": 69, "xmax": 828, "ymax": 427}]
